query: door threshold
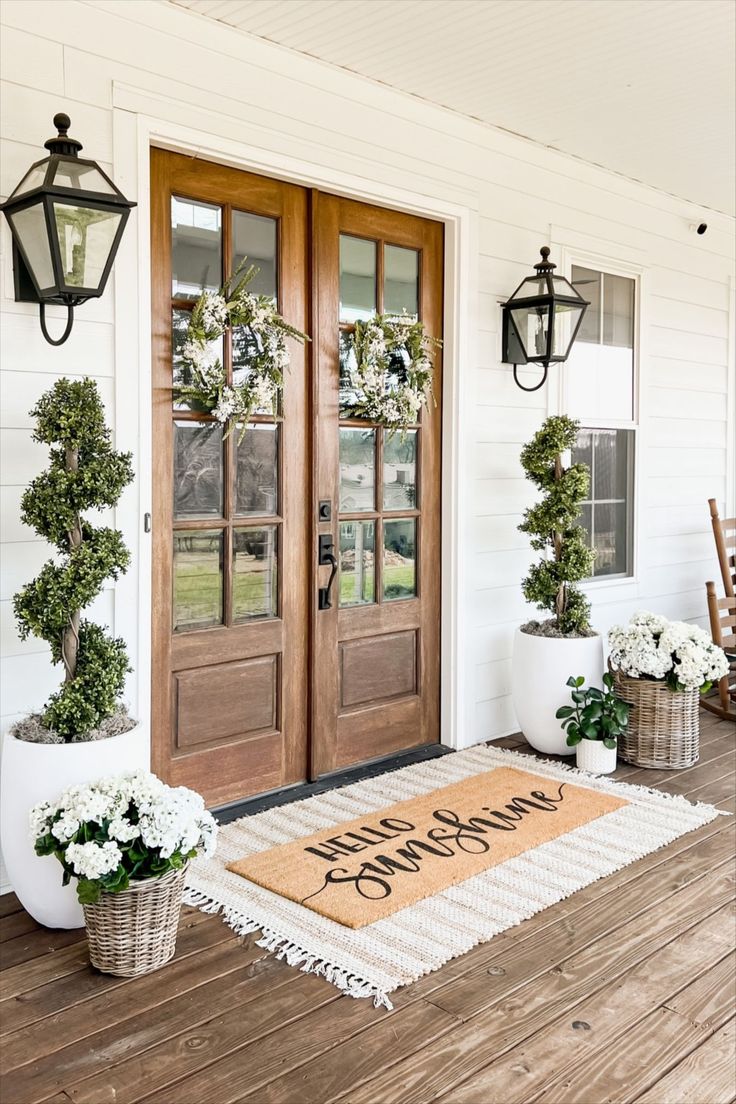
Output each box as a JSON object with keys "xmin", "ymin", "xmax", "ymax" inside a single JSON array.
[{"xmin": 213, "ymin": 743, "xmax": 452, "ymax": 825}]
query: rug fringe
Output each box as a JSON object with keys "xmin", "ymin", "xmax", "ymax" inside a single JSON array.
[{"xmin": 183, "ymin": 887, "xmax": 393, "ymax": 1009}]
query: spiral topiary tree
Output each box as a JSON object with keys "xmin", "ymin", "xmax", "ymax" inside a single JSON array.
[
  {"xmin": 13, "ymin": 378, "xmax": 134, "ymax": 741},
  {"xmin": 518, "ymin": 415, "xmax": 595, "ymax": 636}
]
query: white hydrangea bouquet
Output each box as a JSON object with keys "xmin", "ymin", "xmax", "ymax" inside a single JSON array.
[
  {"xmin": 31, "ymin": 770, "xmax": 217, "ymax": 905},
  {"xmin": 608, "ymin": 611, "xmax": 728, "ymax": 693},
  {"xmin": 342, "ymin": 311, "xmax": 441, "ymax": 432},
  {"xmin": 174, "ymin": 260, "xmax": 308, "ymax": 444}
]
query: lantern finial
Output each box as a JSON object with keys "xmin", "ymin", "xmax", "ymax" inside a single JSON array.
[
  {"xmin": 534, "ymin": 246, "xmax": 556, "ymax": 273},
  {"xmin": 44, "ymin": 113, "xmax": 83, "ymax": 157}
]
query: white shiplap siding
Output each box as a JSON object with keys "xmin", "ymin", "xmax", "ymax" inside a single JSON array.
[{"xmin": 0, "ymin": 0, "xmax": 734, "ymax": 892}]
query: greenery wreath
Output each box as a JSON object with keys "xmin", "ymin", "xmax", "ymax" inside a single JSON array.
[
  {"xmin": 341, "ymin": 312, "xmax": 441, "ymax": 432},
  {"xmin": 173, "ymin": 262, "xmax": 309, "ymax": 443}
]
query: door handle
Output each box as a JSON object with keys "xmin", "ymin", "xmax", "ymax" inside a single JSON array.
[{"xmin": 318, "ymin": 534, "xmax": 338, "ymax": 610}]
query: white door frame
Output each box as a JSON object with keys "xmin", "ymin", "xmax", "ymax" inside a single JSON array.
[{"xmin": 111, "ymin": 85, "xmax": 478, "ymax": 770}]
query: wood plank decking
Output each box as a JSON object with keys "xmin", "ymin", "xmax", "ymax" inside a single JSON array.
[{"xmin": 1, "ymin": 712, "xmax": 734, "ymax": 1104}]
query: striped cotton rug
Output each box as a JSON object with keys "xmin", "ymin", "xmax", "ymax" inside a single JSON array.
[{"xmin": 184, "ymin": 745, "xmax": 722, "ymax": 1009}]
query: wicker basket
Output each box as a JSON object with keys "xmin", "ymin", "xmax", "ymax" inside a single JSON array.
[
  {"xmin": 611, "ymin": 667, "xmax": 700, "ymax": 769},
  {"xmin": 83, "ymin": 865, "xmax": 187, "ymax": 977}
]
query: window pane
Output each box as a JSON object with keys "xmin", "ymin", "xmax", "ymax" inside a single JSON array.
[
  {"xmin": 572, "ymin": 428, "xmax": 593, "ymax": 479},
  {"xmin": 173, "ymin": 530, "xmax": 223, "ymax": 632},
  {"xmin": 171, "ymin": 197, "xmax": 221, "ymax": 299},
  {"xmin": 384, "ymin": 429, "xmax": 417, "ymax": 509},
  {"xmin": 235, "ymin": 424, "xmax": 278, "ymax": 517},
  {"xmin": 571, "ymin": 266, "xmax": 600, "ymax": 343},
  {"xmin": 172, "ymin": 309, "xmax": 223, "ymax": 410},
  {"xmin": 384, "ymin": 244, "xmax": 419, "ymax": 318},
  {"xmin": 339, "ymin": 331, "xmax": 360, "ymax": 413},
  {"xmin": 593, "ymin": 502, "xmax": 628, "ymax": 576},
  {"xmin": 574, "ymin": 428, "xmax": 633, "ymax": 579},
  {"xmin": 340, "ymin": 235, "xmax": 376, "ymax": 323},
  {"xmin": 594, "ymin": 428, "xmax": 629, "ymax": 501},
  {"xmin": 232, "ymin": 326, "xmax": 278, "ymax": 414},
  {"xmin": 603, "ymin": 273, "xmax": 634, "ymax": 348},
  {"xmin": 232, "ymin": 211, "xmax": 277, "ymax": 300},
  {"xmin": 579, "ymin": 502, "xmax": 593, "ymax": 550},
  {"xmin": 339, "ymin": 521, "xmax": 374, "ymax": 607},
  {"xmin": 567, "ymin": 265, "xmax": 635, "ymax": 423},
  {"xmin": 339, "ymin": 429, "xmax": 375, "ymax": 512},
  {"xmin": 174, "ymin": 422, "xmax": 223, "ymax": 519},
  {"xmin": 383, "ymin": 518, "xmax": 416, "ymax": 601},
  {"xmin": 233, "ymin": 528, "xmax": 278, "ymax": 621}
]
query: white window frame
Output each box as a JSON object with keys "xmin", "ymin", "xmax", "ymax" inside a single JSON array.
[{"xmin": 551, "ymin": 244, "xmax": 645, "ymax": 591}]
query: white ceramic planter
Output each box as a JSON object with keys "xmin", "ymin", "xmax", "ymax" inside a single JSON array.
[
  {"xmin": 0, "ymin": 724, "xmax": 148, "ymax": 929},
  {"xmin": 576, "ymin": 738, "xmax": 617, "ymax": 775},
  {"xmin": 511, "ymin": 628, "xmax": 604, "ymax": 755}
]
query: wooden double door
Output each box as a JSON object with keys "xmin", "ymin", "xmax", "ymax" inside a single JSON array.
[{"xmin": 151, "ymin": 149, "xmax": 443, "ymax": 807}]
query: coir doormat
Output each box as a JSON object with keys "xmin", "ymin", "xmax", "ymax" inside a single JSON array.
[
  {"xmin": 226, "ymin": 766, "xmax": 626, "ymax": 927},
  {"xmin": 185, "ymin": 746, "xmax": 722, "ymax": 1008}
]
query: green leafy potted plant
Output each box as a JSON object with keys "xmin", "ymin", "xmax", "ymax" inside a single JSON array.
[
  {"xmin": 556, "ymin": 673, "xmax": 632, "ymax": 774},
  {"xmin": 0, "ymin": 379, "xmax": 147, "ymax": 929},
  {"xmin": 511, "ymin": 415, "xmax": 602, "ymax": 755}
]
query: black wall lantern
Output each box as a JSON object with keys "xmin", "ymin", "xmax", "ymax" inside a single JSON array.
[
  {"xmin": 502, "ymin": 246, "xmax": 589, "ymax": 392},
  {"xmin": 0, "ymin": 114, "xmax": 136, "ymax": 346}
]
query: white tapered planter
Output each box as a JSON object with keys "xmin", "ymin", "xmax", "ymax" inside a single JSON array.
[
  {"xmin": 512, "ymin": 628, "xmax": 604, "ymax": 755},
  {"xmin": 0, "ymin": 725, "xmax": 148, "ymax": 929},
  {"xmin": 576, "ymin": 739, "xmax": 617, "ymax": 775}
]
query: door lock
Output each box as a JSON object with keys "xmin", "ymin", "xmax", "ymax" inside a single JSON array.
[{"xmin": 318, "ymin": 534, "xmax": 338, "ymax": 610}]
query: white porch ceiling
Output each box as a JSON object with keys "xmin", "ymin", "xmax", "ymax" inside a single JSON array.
[{"xmin": 169, "ymin": 0, "xmax": 735, "ymax": 216}]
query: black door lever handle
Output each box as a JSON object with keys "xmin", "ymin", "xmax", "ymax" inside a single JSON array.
[
  {"xmin": 318, "ymin": 533, "xmax": 337, "ymax": 610},
  {"xmin": 318, "ymin": 552, "xmax": 337, "ymax": 610}
]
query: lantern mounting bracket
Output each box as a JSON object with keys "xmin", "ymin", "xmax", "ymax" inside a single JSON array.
[
  {"xmin": 39, "ymin": 303, "xmax": 75, "ymax": 347},
  {"xmin": 512, "ymin": 363, "xmax": 549, "ymax": 392}
]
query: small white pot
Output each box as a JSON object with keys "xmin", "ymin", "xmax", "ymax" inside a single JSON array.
[
  {"xmin": 576, "ymin": 738, "xmax": 618, "ymax": 775},
  {"xmin": 0, "ymin": 724, "xmax": 148, "ymax": 929},
  {"xmin": 512, "ymin": 628, "xmax": 604, "ymax": 756}
]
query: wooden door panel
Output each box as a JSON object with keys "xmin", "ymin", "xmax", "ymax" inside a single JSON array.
[
  {"xmin": 339, "ymin": 630, "xmax": 417, "ymax": 708},
  {"xmin": 151, "ymin": 149, "xmax": 308, "ymax": 806},
  {"xmin": 312, "ymin": 193, "xmax": 443, "ymax": 776}
]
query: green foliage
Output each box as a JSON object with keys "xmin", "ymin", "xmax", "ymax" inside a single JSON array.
[
  {"xmin": 35, "ymin": 820, "xmax": 196, "ymax": 905},
  {"xmin": 519, "ymin": 415, "xmax": 595, "ymax": 634},
  {"xmin": 13, "ymin": 379, "xmax": 134, "ymax": 741},
  {"xmin": 556, "ymin": 672, "xmax": 632, "ymax": 748}
]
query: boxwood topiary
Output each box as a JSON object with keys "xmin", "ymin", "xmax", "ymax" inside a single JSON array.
[
  {"xmin": 518, "ymin": 414, "xmax": 595, "ymax": 636},
  {"xmin": 13, "ymin": 378, "xmax": 134, "ymax": 740}
]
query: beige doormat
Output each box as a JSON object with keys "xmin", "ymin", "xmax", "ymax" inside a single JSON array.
[
  {"xmin": 226, "ymin": 766, "xmax": 626, "ymax": 927},
  {"xmin": 185, "ymin": 746, "xmax": 722, "ymax": 1008}
]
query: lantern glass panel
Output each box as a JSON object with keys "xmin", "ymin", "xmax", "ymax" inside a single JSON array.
[
  {"xmin": 53, "ymin": 202, "xmax": 122, "ymax": 290},
  {"xmin": 9, "ymin": 164, "xmax": 48, "ymax": 199},
  {"xmin": 510, "ymin": 275, "xmax": 549, "ymax": 301},
  {"xmin": 551, "ymin": 276, "xmax": 580, "ymax": 296},
  {"xmin": 552, "ymin": 300, "xmax": 586, "ymax": 358},
  {"xmin": 7, "ymin": 201, "xmax": 55, "ymax": 290},
  {"xmin": 51, "ymin": 160, "xmax": 117, "ymax": 195},
  {"xmin": 510, "ymin": 303, "xmax": 551, "ymax": 360}
]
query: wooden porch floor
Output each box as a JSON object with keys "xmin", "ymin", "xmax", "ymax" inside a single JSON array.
[{"xmin": 1, "ymin": 713, "xmax": 734, "ymax": 1104}]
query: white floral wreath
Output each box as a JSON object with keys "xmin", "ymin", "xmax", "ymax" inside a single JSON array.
[
  {"xmin": 173, "ymin": 262, "xmax": 308, "ymax": 443},
  {"xmin": 341, "ymin": 312, "xmax": 441, "ymax": 432}
]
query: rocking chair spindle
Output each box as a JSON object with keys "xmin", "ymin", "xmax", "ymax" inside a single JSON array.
[{"xmin": 702, "ymin": 581, "xmax": 736, "ymax": 722}]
